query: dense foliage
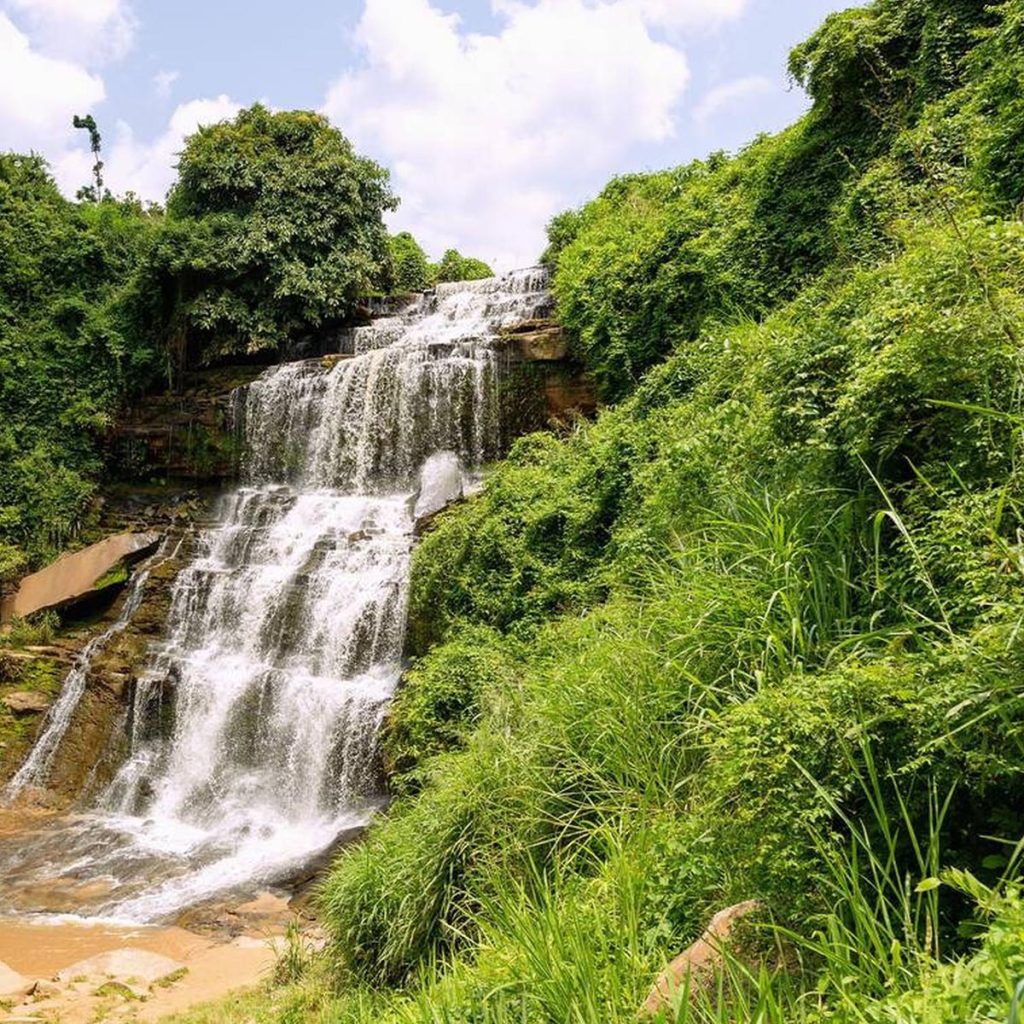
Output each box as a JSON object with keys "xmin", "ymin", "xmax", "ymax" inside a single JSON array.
[
  {"xmin": 434, "ymin": 248, "xmax": 493, "ymax": 284},
  {"xmin": 138, "ymin": 104, "xmax": 397, "ymax": 364},
  {"xmin": 278, "ymin": 1, "xmax": 1024, "ymax": 1022},
  {"xmin": 0, "ymin": 154, "xmax": 160, "ymax": 585},
  {"xmin": 548, "ymin": 0, "xmax": 1004, "ymax": 402},
  {"xmin": 388, "ymin": 232, "xmax": 435, "ymax": 293},
  {"xmin": 387, "ymin": 233, "xmax": 495, "ymax": 293}
]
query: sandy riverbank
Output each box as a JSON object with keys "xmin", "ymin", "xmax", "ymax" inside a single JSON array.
[{"xmin": 0, "ymin": 913, "xmax": 279, "ymax": 1023}]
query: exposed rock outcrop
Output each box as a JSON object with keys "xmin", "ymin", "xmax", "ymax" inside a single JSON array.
[
  {"xmin": 111, "ymin": 365, "xmax": 265, "ymax": 482},
  {"xmin": 501, "ymin": 318, "xmax": 569, "ymax": 361},
  {"xmin": 36, "ymin": 532, "xmax": 196, "ymax": 805},
  {"xmin": 1, "ymin": 692, "xmax": 51, "ymax": 715},
  {"xmin": 497, "ymin": 317, "xmax": 597, "ymax": 432},
  {"xmin": 0, "ymin": 532, "xmax": 160, "ymax": 624},
  {"xmin": 641, "ymin": 900, "xmax": 761, "ymax": 1016}
]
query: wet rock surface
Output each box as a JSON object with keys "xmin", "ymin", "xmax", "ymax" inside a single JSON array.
[{"xmin": 16, "ymin": 532, "xmax": 198, "ymax": 808}]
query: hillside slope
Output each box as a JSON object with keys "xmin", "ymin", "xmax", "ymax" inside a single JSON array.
[{"xmin": 184, "ymin": 1, "xmax": 1024, "ymax": 1021}]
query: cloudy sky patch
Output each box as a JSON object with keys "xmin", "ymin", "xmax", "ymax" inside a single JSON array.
[{"xmin": 0, "ymin": 0, "xmax": 853, "ymax": 268}]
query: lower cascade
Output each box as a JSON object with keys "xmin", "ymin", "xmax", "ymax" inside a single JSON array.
[{"xmin": 0, "ymin": 268, "xmax": 551, "ymax": 923}]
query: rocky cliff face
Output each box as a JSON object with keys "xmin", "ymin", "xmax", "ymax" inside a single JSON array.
[
  {"xmin": 110, "ymin": 366, "xmax": 265, "ymax": 483},
  {"xmin": 498, "ymin": 318, "xmax": 597, "ymax": 436}
]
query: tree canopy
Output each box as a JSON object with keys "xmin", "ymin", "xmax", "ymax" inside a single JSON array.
[
  {"xmin": 146, "ymin": 104, "xmax": 397, "ymax": 364},
  {"xmin": 434, "ymin": 248, "xmax": 493, "ymax": 284}
]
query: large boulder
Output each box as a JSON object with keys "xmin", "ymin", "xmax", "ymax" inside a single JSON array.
[{"xmin": 0, "ymin": 532, "xmax": 161, "ymax": 623}]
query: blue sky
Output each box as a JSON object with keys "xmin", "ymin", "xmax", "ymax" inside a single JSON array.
[{"xmin": 0, "ymin": 0, "xmax": 857, "ymax": 268}]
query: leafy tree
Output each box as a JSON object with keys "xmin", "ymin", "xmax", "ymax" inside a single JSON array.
[
  {"xmin": 144, "ymin": 104, "xmax": 397, "ymax": 365},
  {"xmin": 389, "ymin": 231, "xmax": 435, "ymax": 293},
  {"xmin": 434, "ymin": 248, "xmax": 493, "ymax": 284},
  {"xmin": 540, "ymin": 208, "xmax": 583, "ymax": 266}
]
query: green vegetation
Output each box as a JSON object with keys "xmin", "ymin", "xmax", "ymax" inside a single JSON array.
[
  {"xmin": 387, "ymin": 232, "xmax": 495, "ymax": 293},
  {"xmin": 142, "ymin": 104, "xmax": 396, "ymax": 364},
  {"xmin": 0, "ymin": 646, "xmax": 63, "ymax": 781},
  {"xmin": 434, "ymin": 248, "xmax": 493, "ymax": 284},
  {"xmin": 389, "ymin": 232, "xmax": 436, "ymax": 293},
  {"xmin": 0, "ymin": 153, "xmax": 161, "ymax": 580},
  {"xmin": 278, "ymin": 0, "xmax": 1024, "ymax": 1021}
]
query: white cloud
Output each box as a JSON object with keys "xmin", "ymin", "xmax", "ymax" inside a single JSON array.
[
  {"xmin": 154, "ymin": 69, "xmax": 180, "ymax": 98},
  {"xmin": 630, "ymin": 0, "xmax": 748, "ymax": 32},
  {"xmin": 52, "ymin": 95, "xmax": 242, "ymax": 202},
  {"xmin": 323, "ymin": 0, "xmax": 745, "ymax": 270},
  {"xmin": 692, "ymin": 75, "xmax": 774, "ymax": 126},
  {"xmin": 3, "ymin": 0, "xmax": 136, "ymax": 63},
  {"xmin": 0, "ymin": 12, "xmax": 105, "ymax": 150}
]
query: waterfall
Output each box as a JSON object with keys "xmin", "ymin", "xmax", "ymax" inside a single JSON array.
[{"xmin": 0, "ymin": 268, "xmax": 551, "ymax": 923}]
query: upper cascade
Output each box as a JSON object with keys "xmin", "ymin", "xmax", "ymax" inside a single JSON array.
[{"xmin": 240, "ymin": 266, "xmax": 552, "ymax": 490}]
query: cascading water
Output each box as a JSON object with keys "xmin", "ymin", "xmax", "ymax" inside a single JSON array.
[
  {"xmin": 4, "ymin": 546, "xmax": 170, "ymax": 798},
  {"xmin": 0, "ymin": 268, "xmax": 551, "ymax": 923}
]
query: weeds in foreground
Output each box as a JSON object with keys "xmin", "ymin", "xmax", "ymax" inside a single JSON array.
[{"xmin": 272, "ymin": 921, "xmax": 317, "ymax": 986}]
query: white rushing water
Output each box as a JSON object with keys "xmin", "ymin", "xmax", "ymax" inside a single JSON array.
[{"xmin": 0, "ymin": 268, "xmax": 551, "ymax": 922}]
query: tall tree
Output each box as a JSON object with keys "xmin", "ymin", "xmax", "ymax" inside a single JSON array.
[
  {"xmin": 72, "ymin": 113, "xmax": 104, "ymax": 202},
  {"xmin": 143, "ymin": 104, "xmax": 397, "ymax": 365}
]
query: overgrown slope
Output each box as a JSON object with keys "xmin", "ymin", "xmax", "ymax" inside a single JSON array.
[{"xmin": 287, "ymin": 2, "xmax": 1024, "ymax": 1021}]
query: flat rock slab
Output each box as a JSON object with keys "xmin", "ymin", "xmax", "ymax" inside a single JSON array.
[
  {"xmin": 1, "ymin": 692, "xmax": 52, "ymax": 715},
  {"xmin": 0, "ymin": 532, "xmax": 161, "ymax": 623},
  {"xmin": 55, "ymin": 948, "xmax": 185, "ymax": 996},
  {"xmin": 0, "ymin": 958, "xmax": 33, "ymax": 998}
]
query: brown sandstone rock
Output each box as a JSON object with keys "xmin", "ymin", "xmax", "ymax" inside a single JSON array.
[
  {"xmin": 1, "ymin": 691, "xmax": 51, "ymax": 715},
  {"xmin": 0, "ymin": 532, "xmax": 160, "ymax": 623},
  {"xmin": 641, "ymin": 900, "xmax": 760, "ymax": 1017}
]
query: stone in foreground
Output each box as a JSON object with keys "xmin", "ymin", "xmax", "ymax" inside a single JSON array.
[
  {"xmin": 54, "ymin": 948, "xmax": 186, "ymax": 998},
  {"xmin": 641, "ymin": 900, "xmax": 760, "ymax": 1016}
]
